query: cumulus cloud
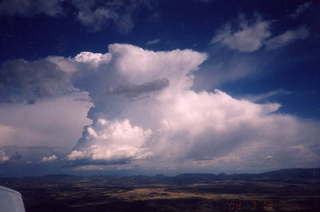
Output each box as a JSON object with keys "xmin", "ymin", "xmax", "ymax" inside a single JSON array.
[
  {"xmin": 1, "ymin": 146, "xmax": 65, "ymax": 164},
  {"xmin": 0, "ymin": 57, "xmax": 76, "ymax": 103},
  {"xmin": 66, "ymin": 44, "xmax": 320, "ymax": 171},
  {"xmin": 68, "ymin": 119, "xmax": 152, "ymax": 163},
  {"xmin": 41, "ymin": 154, "xmax": 58, "ymax": 162},
  {"xmin": 74, "ymin": 51, "xmax": 112, "ymax": 67},
  {"xmin": 265, "ymin": 26, "xmax": 309, "ymax": 50},
  {"xmin": 211, "ymin": 16, "xmax": 271, "ymax": 52}
]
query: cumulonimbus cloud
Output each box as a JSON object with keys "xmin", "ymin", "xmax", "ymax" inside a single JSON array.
[
  {"xmin": 65, "ymin": 44, "xmax": 320, "ymax": 171},
  {"xmin": 0, "ymin": 43, "xmax": 319, "ymax": 172}
]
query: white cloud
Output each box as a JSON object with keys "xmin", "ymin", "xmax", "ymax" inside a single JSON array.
[
  {"xmin": 41, "ymin": 154, "xmax": 58, "ymax": 162},
  {"xmin": 0, "ymin": 150, "xmax": 9, "ymax": 163},
  {"xmin": 265, "ymin": 26, "xmax": 309, "ymax": 50},
  {"xmin": 211, "ymin": 16, "xmax": 310, "ymax": 52},
  {"xmin": 69, "ymin": 44, "xmax": 207, "ymax": 164},
  {"xmin": 146, "ymin": 39, "xmax": 161, "ymax": 45},
  {"xmin": 1, "ymin": 43, "xmax": 319, "ymax": 171},
  {"xmin": 0, "ymin": 146, "xmax": 64, "ymax": 163},
  {"xmin": 74, "ymin": 52, "xmax": 112, "ymax": 67},
  {"xmin": 67, "ymin": 44, "xmax": 320, "ymax": 171},
  {"xmin": 211, "ymin": 17, "xmax": 271, "ymax": 52},
  {"xmin": 68, "ymin": 119, "xmax": 152, "ymax": 162}
]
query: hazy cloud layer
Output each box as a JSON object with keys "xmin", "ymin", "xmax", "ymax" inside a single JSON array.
[
  {"xmin": 0, "ymin": 93, "xmax": 91, "ymax": 149},
  {"xmin": 0, "ymin": 57, "xmax": 75, "ymax": 103}
]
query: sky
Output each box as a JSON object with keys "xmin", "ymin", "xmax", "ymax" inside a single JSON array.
[{"xmin": 0, "ymin": 0, "xmax": 319, "ymax": 176}]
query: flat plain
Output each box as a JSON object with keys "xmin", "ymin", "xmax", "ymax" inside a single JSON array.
[{"xmin": 1, "ymin": 168, "xmax": 319, "ymax": 212}]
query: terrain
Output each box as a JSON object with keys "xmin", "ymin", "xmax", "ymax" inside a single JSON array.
[{"xmin": 1, "ymin": 168, "xmax": 319, "ymax": 212}]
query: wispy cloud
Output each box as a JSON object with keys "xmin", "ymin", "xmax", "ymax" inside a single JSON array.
[
  {"xmin": 211, "ymin": 15, "xmax": 310, "ymax": 52},
  {"xmin": 211, "ymin": 16, "xmax": 271, "ymax": 52},
  {"xmin": 72, "ymin": 0, "xmax": 157, "ymax": 32},
  {"xmin": 146, "ymin": 38, "xmax": 161, "ymax": 45},
  {"xmin": 0, "ymin": 0, "xmax": 156, "ymax": 32},
  {"xmin": 290, "ymin": 2, "xmax": 312, "ymax": 19},
  {"xmin": 265, "ymin": 26, "xmax": 309, "ymax": 50},
  {"xmin": 244, "ymin": 89, "xmax": 292, "ymax": 102}
]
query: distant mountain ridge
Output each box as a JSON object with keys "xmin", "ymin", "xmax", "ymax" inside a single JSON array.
[{"xmin": 1, "ymin": 168, "xmax": 319, "ymax": 185}]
